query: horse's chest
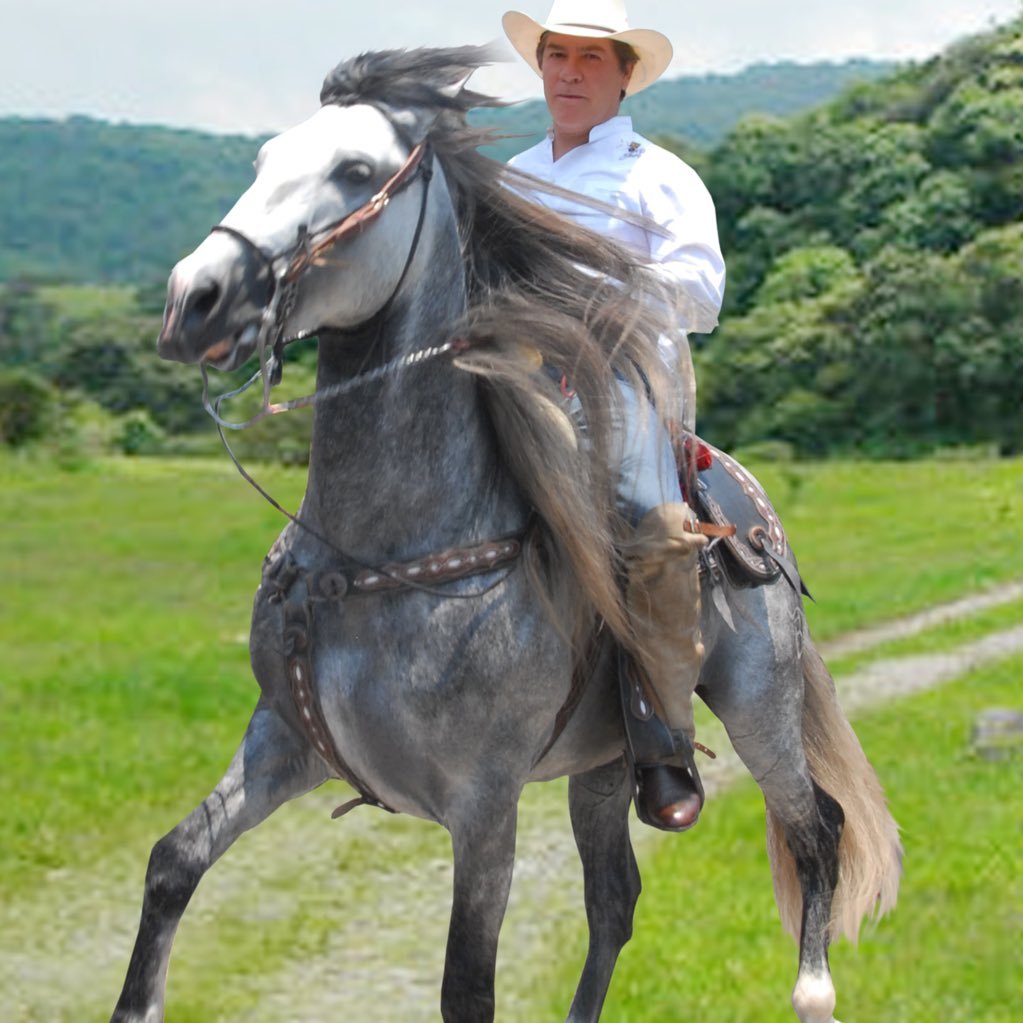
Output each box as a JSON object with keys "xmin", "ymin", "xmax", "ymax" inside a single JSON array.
[{"xmin": 250, "ymin": 576, "xmax": 560, "ymax": 814}]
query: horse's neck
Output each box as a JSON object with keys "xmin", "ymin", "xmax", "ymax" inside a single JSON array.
[{"xmin": 304, "ymin": 244, "xmax": 520, "ymax": 560}]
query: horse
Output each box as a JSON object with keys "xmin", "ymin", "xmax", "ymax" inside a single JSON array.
[{"xmin": 111, "ymin": 46, "xmax": 901, "ymax": 1023}]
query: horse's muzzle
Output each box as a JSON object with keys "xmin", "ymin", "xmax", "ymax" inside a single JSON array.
[{"xmin": 157, "ymin": 238, "xmax": 271, "ymax": 366}]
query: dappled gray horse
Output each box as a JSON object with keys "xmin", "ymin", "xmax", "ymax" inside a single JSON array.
[{"xmin": 111, "ymin": 47, "xmax": 900, "ymax": 1023}]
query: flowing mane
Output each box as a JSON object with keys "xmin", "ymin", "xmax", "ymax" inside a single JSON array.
[{"xmin": 322, "ymin": 45, "xmax": 683, "ymax": 646}]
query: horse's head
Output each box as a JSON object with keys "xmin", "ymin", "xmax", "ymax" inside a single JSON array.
[{"xmin": 157, "ymin": 94, "xmax": 443, "ymax": 370}]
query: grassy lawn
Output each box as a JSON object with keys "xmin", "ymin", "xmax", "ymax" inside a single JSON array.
[
  {"xmin": 1, "ymin": 456, "xmax": 307, "ymax": 883},
  {"xmin": 747, "ymin": 457, "xmax": 1023, "ymax": 641},
  {"xmin": 2, "ymin": 452, "xmax": 1021, "ymax": 1020},
  {"xmin": 3, "ymin": 452, "xmax": 1020, "ymax": 885},
  {"xmin": 537, "ymin": 656, "xmax": 1023, "ymax": 1023}
]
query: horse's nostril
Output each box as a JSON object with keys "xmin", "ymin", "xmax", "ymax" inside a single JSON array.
[{"xmin": 191, "ymin": 282, "xmax": 221, "ymax": 322}]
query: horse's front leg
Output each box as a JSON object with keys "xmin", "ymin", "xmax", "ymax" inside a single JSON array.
[
  {"xmin": 110, "ymin": 698, "xmax": 327, "ymax": 1023},
  {"xmin": 441, "ymin": 790, "xmax": 520, "ymax": 1023},
  {"xmin": 565, "ymin": 757, "xmax": 640, "ymax": 1023}
]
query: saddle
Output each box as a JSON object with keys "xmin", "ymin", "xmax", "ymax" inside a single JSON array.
[{"xmin": 683, "ymin": 436, "xmax": 810, "ymax": 599}]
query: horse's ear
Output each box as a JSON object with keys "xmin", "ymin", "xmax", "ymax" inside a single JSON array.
[
  {"xmin": 388, "ymin": 106, "xmax": 440, "ymax": 146},
  {"xmin": 388, "ymin": 73, "xmax": 481, "ymax": 143},
  {"xmin": 439, "ymin": 74, "xmax": 473, "ymax": 101}
]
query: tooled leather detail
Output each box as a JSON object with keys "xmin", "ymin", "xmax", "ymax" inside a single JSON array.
[
  {"xmin": 263, "ymin": 537, "xmax": 522, "ymax": 603},
  {"xmin": 352, "ymin": 538, "xmax": 521, "ymax": 593},
  {"xmin": 693, "ymin": 442, "xmax": 789, "ymax": 584},
  {"xmin": 715, "ymin": 450, "xmax": 787, "ymax": 558},
  {"xmin": 279, "ymin": 588, "xmax": 394, "ymax": 813},
  {"xmin": 260, "ymin": 533, "xmax": 523, "ymax": 815}
]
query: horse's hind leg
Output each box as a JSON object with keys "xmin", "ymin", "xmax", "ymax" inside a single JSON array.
[
  {"xmin": 565, "ymin": 757, "xmax": 640, "ymax": 1023},
  {"xmin": 782, "ymin": 782, "xmax": 844, "ymax": 1023},
  {"xmin": 110, "ymin": 698, "xmax": 327, "ymax": 1023},
  {"xmin": 719, "ymin": 726, "xmax": 843, "ymax": 1021},
  {"xmin": 701, "ymin": 633, "xmax": 843, "ymax": 1023}
]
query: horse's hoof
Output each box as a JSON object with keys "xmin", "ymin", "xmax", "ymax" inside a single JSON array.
[{"xmin": 792, "ymin": 971, "xmax": 837, "ymax": 1023}]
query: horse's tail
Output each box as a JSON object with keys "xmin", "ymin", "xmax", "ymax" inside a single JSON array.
[{"xmin": 766, "ymin": 636, "xmax": 902, "ymax": 944}]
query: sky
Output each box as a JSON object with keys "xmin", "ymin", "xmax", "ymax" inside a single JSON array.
[{"xmin": 2, "ymin": 0, "xmax": 1019, "ymax": 136}]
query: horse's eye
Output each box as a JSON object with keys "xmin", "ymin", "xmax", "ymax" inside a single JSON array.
[{"xmin": 339, "ymin": 160, "xmax": 374, "ymax": 185}]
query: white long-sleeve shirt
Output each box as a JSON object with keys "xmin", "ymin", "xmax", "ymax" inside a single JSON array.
[{"xmin": 508, "ymin": 115, "xmax": 726, "ymax": 335}]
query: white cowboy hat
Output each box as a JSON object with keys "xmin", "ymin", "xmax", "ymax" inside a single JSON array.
[{"xmin": 502, "ymin": 0, "xmax": 673, "ymax": 96}]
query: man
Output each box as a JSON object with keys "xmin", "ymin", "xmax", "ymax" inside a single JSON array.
[{"xmin": 502, "ymin": 0, "xmax": 726, "ymax": 831}]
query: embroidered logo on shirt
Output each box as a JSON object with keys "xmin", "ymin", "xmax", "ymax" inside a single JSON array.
[{"xmin": 623, "ymin": 141, "xmax": 644, "ymax": 159}]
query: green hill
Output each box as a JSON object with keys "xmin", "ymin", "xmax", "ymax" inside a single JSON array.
[
  {"xmin": 0, "ymin": 59, "xmax": 893, "ymax": 285},
  {"xmin": 3, "ymin": 17, "xmax": 1022, "ymax": 460},
  {"xmin": 0, "ymin": 116, "xmax": 261, "ymax": 284},
  {"xmin": 474, "ymin": 58, "xmax": 895, "ymax": 161}
]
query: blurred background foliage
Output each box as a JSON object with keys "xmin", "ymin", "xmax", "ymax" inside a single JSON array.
[{"xmin": 1, "ymin": 17, "xmax": 1021, "ymax": 461}]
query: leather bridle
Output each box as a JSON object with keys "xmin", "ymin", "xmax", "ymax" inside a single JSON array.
[
  {"xmin": 209, "ymin": 137, "xmax": 434, "ymax": 379},
  {"xmin": 200, "ymin": 129, "xmax": 521, "ymax": 603},
  {"xmin": 213, "ymin": 138, "xmax": 432, "ymax": 290}
]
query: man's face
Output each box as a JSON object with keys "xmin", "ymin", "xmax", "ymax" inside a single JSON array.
[{"xmin": 540, "ymin": 34, "xmax": 633, "ymax": 140}]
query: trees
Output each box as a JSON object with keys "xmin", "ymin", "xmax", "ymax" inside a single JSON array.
[
  {"xmin": 0, "ymin": 280, "xmax": 208, "ymax": 453},
  {"xmin": 688, "ymin": 14, "xmax": 1023, "ymax": 457}
]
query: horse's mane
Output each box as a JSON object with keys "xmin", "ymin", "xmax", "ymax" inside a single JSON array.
[{"xmin": 322, "ymin": 46, "xmax": 684, "ymax": 650}]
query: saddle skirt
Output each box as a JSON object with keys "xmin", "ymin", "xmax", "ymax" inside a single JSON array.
[{"xmin": 684, "ymin": 437, "xmax": 809, "ymax": 598}]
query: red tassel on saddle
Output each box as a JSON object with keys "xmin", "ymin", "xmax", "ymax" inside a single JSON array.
[
  {"xmin": 684, "ymin": 435, "xmax": 714, "ymax": 472},
  {"xmin": 673, "ymin": 431, "xmax": 714, "ymax": 505}
]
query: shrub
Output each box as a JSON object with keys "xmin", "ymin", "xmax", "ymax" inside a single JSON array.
[
  {"xmin": 0, "ymin": 368, "xmax": 54, "ymax": 447},
  {"xmin": 116, "ymin": 409, "xmax": 166, "ymax": 455}
]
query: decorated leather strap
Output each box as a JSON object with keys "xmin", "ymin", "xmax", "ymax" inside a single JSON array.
[
  {"xmin": 352, "ymin": 537, "xmax": 522, "ymax": 593},
  {"xmin": 281, "ymin": 593, "xmax": 396, "ymax": 818}
]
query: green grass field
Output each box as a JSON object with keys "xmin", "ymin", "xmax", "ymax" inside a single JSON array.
[{"xmin": 3, "ymin": 452, "xmax": 1021, "ymax": 1021}]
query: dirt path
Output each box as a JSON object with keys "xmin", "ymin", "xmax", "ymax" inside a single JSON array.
[
  {"xmin": 5, "ymin": 582, "xmax": 1023, "ymax": 1022},
  {"xmin": 818, "ymin": 581, "xmax": 1023, "ymax": 659}
]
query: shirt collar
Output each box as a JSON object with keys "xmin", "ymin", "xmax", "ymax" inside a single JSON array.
[
  {"xmin": 588, "ymin": 115, "xmax": 632, "ymax": 142},
  {"xmin": 545, "ymin": 114, "xmax": 634, "ymax": 145}
]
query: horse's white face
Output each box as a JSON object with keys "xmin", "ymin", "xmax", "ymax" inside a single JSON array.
[{"xmin": 158, "ymin": 104, "xmax": 430, "ymax": 369}]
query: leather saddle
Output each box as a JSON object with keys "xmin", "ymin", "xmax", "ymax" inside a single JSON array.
[{"xmin": 683, "ymin": 437, "xmax": 810, "ymax": 599}]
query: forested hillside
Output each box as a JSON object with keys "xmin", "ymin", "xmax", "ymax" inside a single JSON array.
[
  {"xmin": 692, "ymin": 17, "xmax": 1023, "ymax": 456},
  {"xmin": 1, "ymin": 21, "xmax": 1020, "ymax": 459},
  {"xmin": 0, "ymin": 59, "xmax": 891, "ymax": 285},
  {"xmin": 0, "ymin": 118, "xmax": 259, "ymax": 283}
]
